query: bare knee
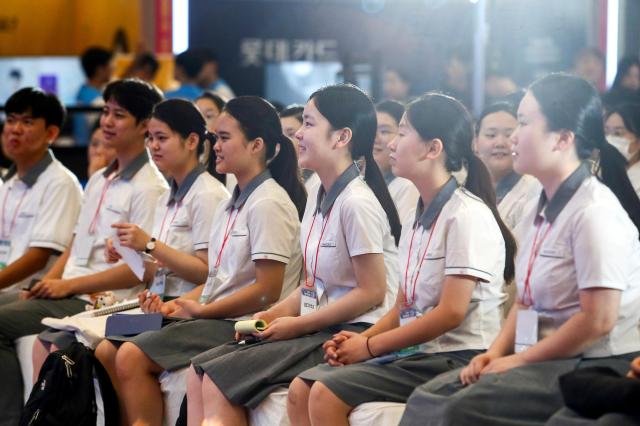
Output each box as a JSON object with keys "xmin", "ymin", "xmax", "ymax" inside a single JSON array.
[
  {"xmin": 95, "ymin": 340, "xmax": 118, "ymax": 368},
  {"xmin": 308, "ymin": 382, "xmax": 350, "ymax": 420},
  {"xmin": 114, "ymin": 342, "xmax": 156, "ymax": 382},
  {"xmin": 287, "ymin": 378, "xmax": 311, "ymax": 411}
]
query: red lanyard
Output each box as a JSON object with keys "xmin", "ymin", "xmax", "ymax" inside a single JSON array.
[
  {"xmin": 521, "ymin": 219, "xmax": 552, "ymax": 306},
  {"xmin": 1, "ymin": 185, "xmax": 29, "ymax": 239},
  {"xmin": 302, "ymin": 208, "xmax": 333, "ymax": 289},
  {"xmin": 403, "ymin": 215, "xmax": 440, "ymax": 307},
  {"xmin": 157, "ymin": 201, "xmax": 182, "ymax": 243},
  {"xmin": 213, "ymin": 206, "xmax": 242, "ymax": 271},
  {"xmin": 88, "ymin": 172, "xmax": 116, "ymax": 235}
]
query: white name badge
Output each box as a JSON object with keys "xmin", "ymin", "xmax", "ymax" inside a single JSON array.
[
  {"xmin": 149, "ymin": 269, "xmax": 167, "ymax": 299},
  {"xmin": 75, "ymin": 234, "xmax": 96, "ymax": 267},
  {"xmin": 199, "ymin": 268, "xmax": 222, "ymax": 304},
  {"xmin": 398, "ymin": 307, "xmax": 422, "ymax": 355},
  {"xmin": 0, "ymin": 239, "xmax": 11, "ymax": 269},
  {"xmin": 300, "ymin": 287, "xmax": 318, "ymax": 316},
  {"xmin": 515, "ymin": 309, "xmax": 539, "ymax": 353}
]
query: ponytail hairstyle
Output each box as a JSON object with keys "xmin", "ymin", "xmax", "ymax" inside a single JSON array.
[
  {"xmin": 529, "ymin": 73, "xmax": 640, "ymax": 233},
  {"xmin": 309, "ymin": 84, "xmax": 402, "ymax": 245},
  {"xmin": 406, "ymin": 93, "xmax": 516, "ymax": 282},
  {"xmin": 223, "ymin": 96, "xmax": 307, "ymax": 219},
  {"xmin": 151, "ymin": 98, "xmax": 224, "ymax": 183}
]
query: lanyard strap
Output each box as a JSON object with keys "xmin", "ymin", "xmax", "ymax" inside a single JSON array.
[
  {"xmin": 402, "ymin": 215, "xmax": 440, "ymax": 307},
  {"xmin": 302, "ymin": 208, "xmax": 333, "ymax": 289},
  {"xmin": 521, "ymin": 220, "xmax": 553, "ymax": 306},
  {"xmin": 157, "ymin": 201, "xmax": 183, "ymax": 243},
  {"xmin": 1, "ymin": 185, "xmax": 29, "ymax": 239},
  {"xmin": 88, "ymin": 173, "xmax": 116, "ymax": 235},
  {"xmin": 213, "ymin": 206, "xmax": 243, "ymax": 271}
]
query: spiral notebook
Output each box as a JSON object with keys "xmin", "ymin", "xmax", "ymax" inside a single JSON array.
[{"xmin": 76, "ymin": 299, "xmax": 140, "ymax": 318}]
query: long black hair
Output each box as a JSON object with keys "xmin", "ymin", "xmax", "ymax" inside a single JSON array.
[
  {"xmin": 406, "ymin": 93, "xmax": 516, "ymax": 282},
  {"xmin": 151, "ymin": 98, "xmax": 223, "ymax": 182},
  {"xmin": 529, "ymin": 73, "xmax": 640, "ymax": 233},
  {"xmin": 223, "ymin": 96, "xmax": 307, "ymax": 219},
  {"xmin": 310, "ymin": 84, "xmax": 402, "ymax": 245},
  {"xmin": 605, "ymin": 102, "xmax": 640, "ymax": 164}
]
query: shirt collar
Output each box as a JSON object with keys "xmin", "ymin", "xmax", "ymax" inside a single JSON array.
[
  {"xmin": 102, "ymin": 149, "xmax": 150, "ymax": 181},
  {"xmin": 167, "ymin": 164, "xmax": 205, "ymax": 206},
  {"xmin": 315, "ymin": 163, "xmax": 360, "ymax": 216},
  {"xmin": 535, "ymin": 162, "xmax": 590, "ymax": 224},
  {"xmin": 227, "ymin": 169, "xmax": 272, "ymax": 210},
  {"xmin": 414, "ymin": 177, "xmax": 457, "ymax": 230},
  {"xmin": 495, "ymin": 171, "xmax": 522, "ymax": 204},
  {"xmin": 383, "ymin": 170, "xmax": 396, "ymax": 186},
  {"xmin": 3, "ymin": 150, "xmax": 54, "ymax": 187}
]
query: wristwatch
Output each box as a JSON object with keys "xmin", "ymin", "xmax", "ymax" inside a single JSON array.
[{"xmin": 145, "ymin": 238, "xmax": 157, "ymax": 254}]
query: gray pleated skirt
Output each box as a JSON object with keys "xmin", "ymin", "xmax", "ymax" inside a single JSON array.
[
  {"xmin": 298, "ymin": 350, "xmax": 479, "ymax": 407},
  {"xmin": 399, "ymin": 351, "xmax": 640, "ymax": 426},
  {"xmin": 109, "ymin": 318, "xmax": 236, "ymax": 371},
  {"xmin": 192, "ymin": 322, "xmax": 369, "ymax": 409}
]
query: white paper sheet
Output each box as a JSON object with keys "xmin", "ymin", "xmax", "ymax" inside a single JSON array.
[{"xmin": 112, "ymin": 237, "xmax": 145, "ymax": 281}]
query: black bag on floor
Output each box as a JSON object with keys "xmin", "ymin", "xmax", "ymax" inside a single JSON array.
[{"xmin": 20, "ymin": 341, "xmax": 118, "ymax": 426}]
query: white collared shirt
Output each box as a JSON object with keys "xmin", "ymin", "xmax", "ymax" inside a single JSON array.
[
  {"xmin": 514, "ymin": 176, "xmax": 640, "ymax": 357},
  {"xmin": 498, "ymin": 174, "xmax": 541, "ymax": 230},
  {"xmin": 388, "ymin": 176, "xmax": 420, "ymax": 226},
  {"xmin": 302, "ymin": 177, "xmax": 399, "ymax": 325},
  {"xmin": 152, "ymin": 172, "xmax": 229, "ymax": 297},
  {"xmin": 64, "ymin": 154, "xmax": 168, "ymax": 301},
  {"xmin": 402, "ymin": 188, "xmax": 506, "ymax": 353},
  {"xmin": 0, "ymin": 157, "xmax": 82, "ymax": 293},
  {"xmin": 206, "ymin": 177, "xmax": 302, "ymax": 320}
]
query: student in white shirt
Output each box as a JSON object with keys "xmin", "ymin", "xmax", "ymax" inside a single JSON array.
[
  {"xmin": 473, "ymin": 100, "xmax": 541, "ymax": 230},
  {"xmin": 0, "ymin": 88, "xmax": 82, "ymax": 300},
  {"xmin": 0, "ymin": 79, "xmax": 166, "ymax": 424},
  {"xmin": 95, "ymin": 96, "xmax": 305, "ymax": 426},
  {"xmin": 400, "ymin": 74, "xmax": 640, "ymax": 426},
  {"xmin": 184, "ymin": 84, "xmax": 402, "ymax": 426},
  {"xmin": 374, "ymin": 100, "xmax": 420, "ymax": 225},
  {"xmin": 31, "ymin": 98, "xmax": 231, "ymax": 379},
  {"xmin": 604, "ymin": 102, "xmax": 640, "ymax": 198},
  {"xmin": 287, "ymin": 93, "xmax": 516, "ymax": 425}
]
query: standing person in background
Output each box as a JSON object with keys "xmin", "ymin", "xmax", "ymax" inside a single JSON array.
[
  {"xmin": 374, "ymin": 100, "xmax": 419, "ymax": 224},
  {"xmin": 166, "ymin": 50, "xmax": 205, "ymax": 101},
  {"xmin": 196, "ymin": 49, "xmax": 236, "ymax": 101},
  {"xmin": 572, "ymin": 47, "xmax": 605, "ymax": 91},
  {"xmin": 0, "ymin": 88, "xmax": 82, "ymax": 301},
  {"xmin": 124, "ymin": 52, "xmax": 160, "ymax": 83},
  {"xmin": 73, "ymin": 47, "xmax": 113, "ymax": 146},
  {"xmin": 383, "ymin": 67, "xmax": 413, "ymax": 103},
  {"xmin": 602, "ymin": 56, "xmax": 640, "ymax": 108},
  {"xmin": 473, "ymin": 100, "xmax": 541, "ymax": 230}
]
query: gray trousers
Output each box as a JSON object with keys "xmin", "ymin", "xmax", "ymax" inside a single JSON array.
[
  {"xmin": 399, "ymin": 354, "xmax": 637, "ymax": 426},
  {"xmin": 0, "ymin": 297, "xmax": 88, "ymax": 426}
]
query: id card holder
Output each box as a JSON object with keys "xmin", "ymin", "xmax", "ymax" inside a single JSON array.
[
  {"xmin": 0, "ymin": 239, "xmax": 11, "ymax": 269},
  {"xmin": 515, "ymin": 309, "xmax": 539, "ymax": 353},
  {"xmin": 75, "ymin": 234, "xmax": 96, "ymax": 266},
  {"xmin": 149, "ymin": 268, "xmax": 167, "ymax": 300},
  {"xmin": 199, "ymin": 267, "xmax": 221, "ymax": 304},
  {"xmin": 300, "ymin": 287, "xmax": 318, "ymax": 316},
  {"xmin": 398, "ymin": 307, "xmax": 421, "ymax": 355}
]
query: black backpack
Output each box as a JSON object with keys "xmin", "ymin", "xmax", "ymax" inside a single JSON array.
[{"xmin": 20, "ymin": 341, "xmax": 118, "ymax": 426}]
